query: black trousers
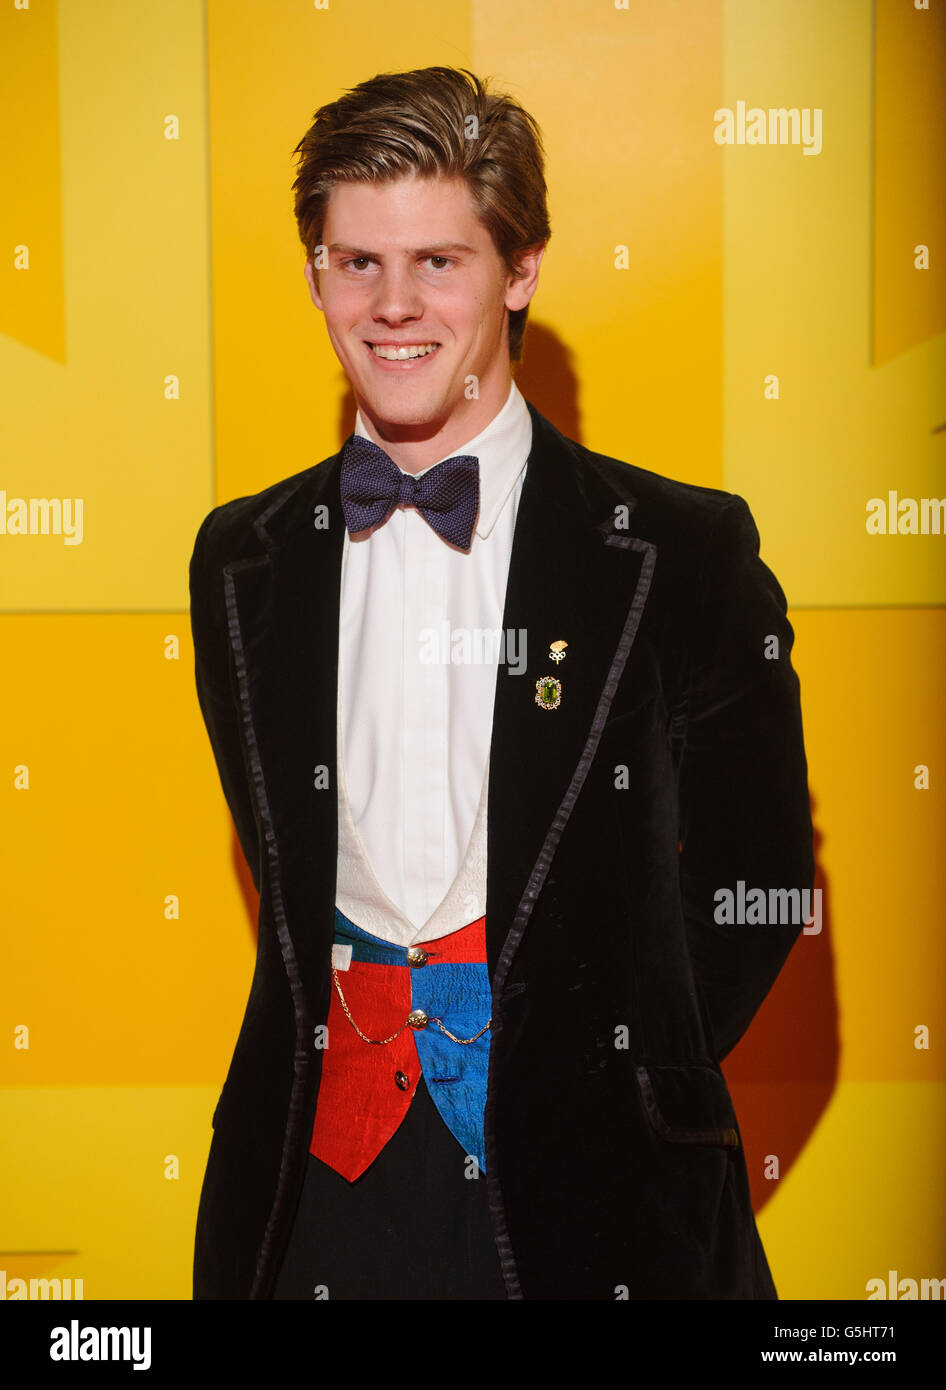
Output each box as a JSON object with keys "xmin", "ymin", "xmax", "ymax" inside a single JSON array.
[{"xmin": 272, "ymin": 1075, "xmax": 508, "ymax": 1300}]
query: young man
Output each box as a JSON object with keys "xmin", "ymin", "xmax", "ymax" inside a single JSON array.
[{"xmin": 190, "ymin": 66, "xmax": 814, "ymax": 1300}]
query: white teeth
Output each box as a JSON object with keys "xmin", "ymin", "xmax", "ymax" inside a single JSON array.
[{"xmin": 370, "ymin": 343, "xmax": 440, "ymax": 360}]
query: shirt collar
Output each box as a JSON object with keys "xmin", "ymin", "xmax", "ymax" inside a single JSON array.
[{"xmin": 353, "ymin": 378, "xmax": 532, "ymax": 540}]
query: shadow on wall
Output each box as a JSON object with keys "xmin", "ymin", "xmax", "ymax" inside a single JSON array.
[{"xmin": 724, "ymin": 792, "xmax": 838, "ymax": 1214}]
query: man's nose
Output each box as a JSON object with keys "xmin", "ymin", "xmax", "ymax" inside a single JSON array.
[{"xmin": 370, "ymin": 263, "xmax": 424, "ymax": 324}]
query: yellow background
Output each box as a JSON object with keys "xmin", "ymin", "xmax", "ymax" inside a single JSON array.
[{"xmin": 1, "ymin": 0, "xmax": 943, "ymax": 1300}]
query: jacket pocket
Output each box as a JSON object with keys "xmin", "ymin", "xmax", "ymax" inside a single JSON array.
[{"xmin": 635, "ymin": 1062, "xmax": 740, "ymax": 1149}]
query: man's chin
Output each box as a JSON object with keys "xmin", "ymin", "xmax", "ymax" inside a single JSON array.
[{"xmin": 356, "ymin": 387, "xmax": 458, "ymax": 434}]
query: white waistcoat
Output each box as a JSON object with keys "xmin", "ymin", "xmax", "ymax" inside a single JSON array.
[{"xmin": 334, "ymin": 707, "xmax": 490, "ymax": 950}]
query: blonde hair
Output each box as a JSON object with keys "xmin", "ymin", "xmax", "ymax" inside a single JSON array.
[{"xmin": 291, "ymin": 66, "xmax": 551, "ymax": 363}]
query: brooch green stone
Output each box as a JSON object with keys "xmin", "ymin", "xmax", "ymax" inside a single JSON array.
[{"xmin": 535, "ymin": 675, "xmax": 563, "ymax": 710}]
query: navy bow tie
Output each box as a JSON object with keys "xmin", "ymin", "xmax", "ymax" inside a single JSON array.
[{"xmin": 340, "ymin": 434, "xmax": 480, "ymax": 551}]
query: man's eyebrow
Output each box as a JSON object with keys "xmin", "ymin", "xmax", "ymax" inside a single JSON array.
[{"xmin": 327, "ymin": 242, "xmax": 477, "ymax": 256}]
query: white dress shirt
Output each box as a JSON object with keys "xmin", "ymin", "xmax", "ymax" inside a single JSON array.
[{"xmin": 335, "ymin": 378, "xmax": 533, "ymax": 944}]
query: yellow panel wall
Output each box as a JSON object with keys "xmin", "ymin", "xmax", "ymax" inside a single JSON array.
[{"xmin": 1, "ymin": 0, "xmax": 942, "ymax": 1301}]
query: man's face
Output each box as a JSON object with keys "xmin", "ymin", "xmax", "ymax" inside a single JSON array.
[{"xmin": 304, "ymin": 172, "xmax": 543, "ymax": 452}]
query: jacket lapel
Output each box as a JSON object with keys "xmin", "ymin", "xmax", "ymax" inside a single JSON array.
[
  {"xmin": 222, "ymin": 452, "xmax": 345, "ymax": 1003},
  {"xmin": 485, "ymin": 404, "xmax": 656, "ymax": 982}
]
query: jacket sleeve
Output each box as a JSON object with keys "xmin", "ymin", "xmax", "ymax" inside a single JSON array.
[
  {"xmin": 189, "ymin": 509, "xmax": 262, "ymax": 893},
  {"xmin": 677, "ymin": 494, "xmax": 814, "ymax": 1061}
]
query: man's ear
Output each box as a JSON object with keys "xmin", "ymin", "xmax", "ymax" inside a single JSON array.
[
  {"xmin": 505, "ymin": 243, "xmax": 546, "ymax": 313},
  {"xmin": 304, "ymin": 257, "xmax": 323, "ymax": 311}
]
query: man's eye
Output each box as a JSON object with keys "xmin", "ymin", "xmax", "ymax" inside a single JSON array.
[{"xmin": 340, "ymin": 255, "xmax": 452, "ymax": 271}]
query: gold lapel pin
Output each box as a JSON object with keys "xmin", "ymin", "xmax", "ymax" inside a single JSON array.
[{"xmin": 549, "ymin": 640, "xmax": 568, "ymax": 663}]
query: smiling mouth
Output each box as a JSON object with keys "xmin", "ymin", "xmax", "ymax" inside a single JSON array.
[{"xmin": 366, "ymin": 342, "xmax": 442, "ymax": 361}]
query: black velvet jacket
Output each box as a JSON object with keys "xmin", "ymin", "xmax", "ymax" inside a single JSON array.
[{"xmin": 188, "ymin": 399, "xmax": 814, "ymax": 1300}]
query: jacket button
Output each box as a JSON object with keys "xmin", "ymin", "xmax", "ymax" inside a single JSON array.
[
  {"xmin": 406, "ymin": 947, "xmax": 428, "ymax": 967},
  {"xmin": 394, "ymin": 1070, "xmax": 410, "ymax": 1090},
  {"xmin": 407, "ymin": 1009, "xmax": 428, "ymax": 1029}
]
